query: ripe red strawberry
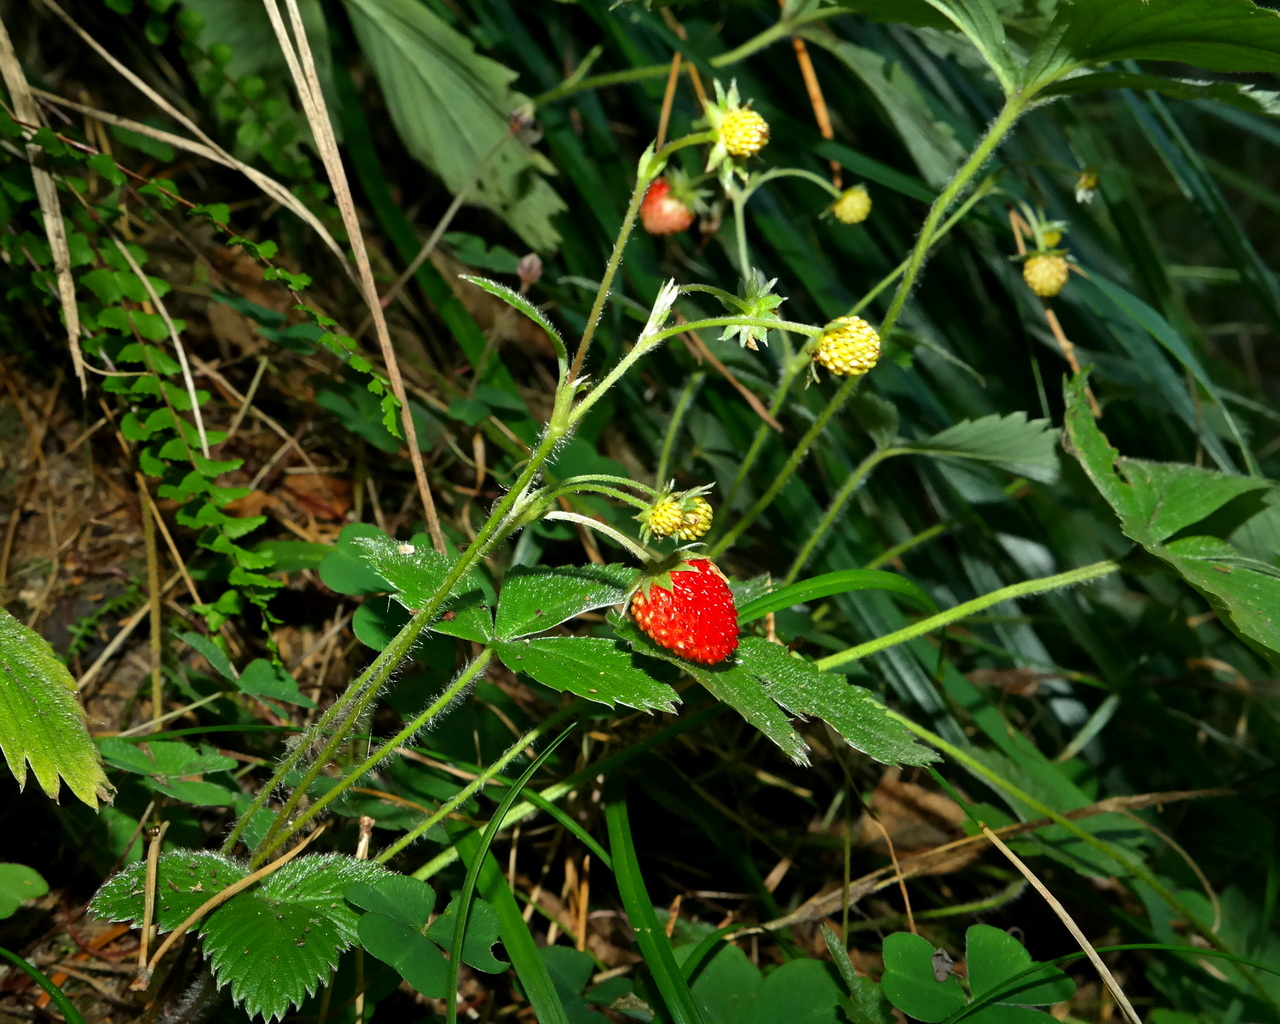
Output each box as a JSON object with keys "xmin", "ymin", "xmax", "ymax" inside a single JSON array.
[
  {"xmin": 630, "ymin": 558, "xmax": 738, "ymax": 665},
  {"xmin": 640, "ymin": 177, "xmax": 695, "ymax": 235}
]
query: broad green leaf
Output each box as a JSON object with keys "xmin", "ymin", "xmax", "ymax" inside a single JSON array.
[
  {"xmin": 346, "ymin": 874, "xmax": 436, "ymax": 929},
  {"xmin": 0, "ymin": 608, "xmax": 113, "ymax": 808},
  {"xmin": 98, "ymin": 852, "xmax": 385, "ymax": 1020},
  {"xmin": 880, "ymin": 931, "xmax": 966, "ymax": 1023},
  {"xmin": 920, "ymin": 0, "xmax": 1018, "ymax": 92},
  {"xmin": 737, "ymin": 570, "xmax": 937, "ymax": 625},
  {"xmin": 1030, "ymin": 0, "xmax": 1280, "ymax": 90},
  {"xmin": 904, "ymin": 412, "xmax": 1060, "ymax": 484},
  {"xmin": 742, "ymin": 959, "xmax": 844, "ymax": 1024},
  {"xmin": 237, "ymin": 659, "xmax": 317, "ymax": 708},
  {"xmin": 426, "ymin": 895, "xmax": 509, "ymax": 974},
  {"xmin": 0, "ymin": 864, "xmax": 48, "ymax": 919},
  {"xmin": 357, "ymin": 911, "xmax": 448, "ymax": 997},
  {"xmin": 966, "ymin": 924, "xmax": 1075, "ymax": 1008},
  {"xmin": 494, "ymin": 637, "xmax": 679, "ymax": 712},
  {"xmin": 494, "ymin": 564, "xmax": 638, "ymax": 640},
  {"xmin": 462, "ymin": 275, "xmax": 567, "ymax": 366},
  {"xmin": 318, "ymin": 523, "xmax": 395, "ymax": 595},
  {"xmin": 342, "ymin": 0, "xmax": 566, "ymax": 250},
  {"xmin": 739, "ymin": 638, "xmax": 937, "ymax": 766},
  {"xmin": 92, "ymin": 851, "xmax": 249, "ymax": 930},
  {"xmin": 203, "ymin": 854, "xmax": 386, "ymax": 1021}
]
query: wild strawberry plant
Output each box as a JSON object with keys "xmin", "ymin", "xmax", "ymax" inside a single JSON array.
[{"xmin": 3, "ymin": 1, "xmax": 1280, "ymax": 1023}]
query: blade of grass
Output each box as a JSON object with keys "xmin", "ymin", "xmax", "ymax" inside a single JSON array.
[{"xmin": 604, "ymin": 776, "xmax": 707, "ymax": 1024}]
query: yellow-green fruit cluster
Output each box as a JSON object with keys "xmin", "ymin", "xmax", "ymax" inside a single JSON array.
[
  {"xmin": 1023, "ymin": 253, "xmax": 1070, "ymax": 297},
  {"xmin": 814, "ymin": 316, "xmax": 880, "ymax": 377},
  {"xmin": 831, "ymin": 185, "xmax": 871, "ymax": 224},
  {"xmin": 720, "ymin": 108, "xmax": 770, "ymax": 158},
  {"xmin": 648, "ymin": 496, "xmax": 714, "ymax": 541}
]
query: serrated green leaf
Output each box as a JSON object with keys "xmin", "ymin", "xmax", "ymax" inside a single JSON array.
[
  {"xmin": 1037, "ymin": 71, "xmax": 1280, "ymax": 118},
  {"xmin": 343, "ymin": 0, "xmax": 566, "ymax": 250},
  {"xmin": 494, "ymin": 637, "xmax": 678, "ymax": 712},
  {"xmin": 0, "ymin": 864, "xmax": 49, "ymax": 919},
  {"xmin": 462, "ymin": 276, "xmax": 567, "ymax": 365},
  {"xmin": 494, "ymin": 564, "xmax": 638, "ymax": 640},
  {"xmin": 98, "ymin": 738, "xmax": 236, "ymax": 778},
  {"xmin": 1031, "ymin": 0, "xmax": 1280, "ymax": 90},
  {"xmin": 612, "ymin": 616, "xmax": 810, "ymax": 762},
  {"xmin": 92, "ymin": 851, "xmax": 249, "ymax": 931},
  {"xmin": 905, "ymin": 412, "xmax": 1060, "ymax": 484},
  {"xmin": 201, "ymin": 854, "xmax": 386, "ymax": 1021},
  {"xmin": 880, "ymin": 931, "xmax": 966, "ymax": 1023},
  {"xmin": 740, "ymin": 638, "xmax": 937, "ymax": 766},
  {"xmin": 1064, "ymin": 373, "xmax": 1280, "ymax": 658},
  {"xmin": 0, "ymin": 608, "xmax": 113, "ymax": 808},
  {"xmin": 966, "ymin": 924, "xmax": 1075, "ymax": 1009},
  {"xmin": 345, "ymin": 531, "xmax": 494, "ymax": 640},
  {"xmin": 178, "ymin": 630, "xmax": 234, "ymax": 680}
]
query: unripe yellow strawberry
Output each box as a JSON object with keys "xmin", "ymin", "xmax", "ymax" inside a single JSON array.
[
  {"xmin": 645, "ymin": 495, "xmax": 714, "ymax": 541},
  {"xmin": 813, "ymin": 316, "xmax": 880, "ymax": 378},
  {"xmin": 647, "ymin": 498, "xmax": 685, "ymax": 539},
  {"xmin": 720, "ymin": 108, "xmax": 770, "ymax": 159},
  {"xmin": 1023, "ymin": 253, "xmax": 1070, "ymax": 297},
  {"xmin": 831, "ymin": 184, "xmax": 871, "ymax": 224}
]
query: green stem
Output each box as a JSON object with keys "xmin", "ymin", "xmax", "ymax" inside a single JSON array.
[
  {"xmin": 543, "ymin": 482, "xmax": 653, "ymax": 510},
  {"xmin": 535, "ymin": 64, "xmax": 670, "ymax": 108},
  {"xmin": 721, "ymin": 348, "xmax": 807, "ymax": 513},
  {"xmin": 229, "ymin": 393, "xmax": 574, "ymax": 859},
  {"xmin": 379, "ymin": 701, "xmax": 581, "ymax": 864},
  {"xmin": 709, "ymin": 8, "xmax": 842, "ymax": 68},
  {"xmin": 656, "ymin": 371, "xmax": 705, "ymax": 486},
  {"xmin": 878, "ymin": 95, "xmax": 1027, "ymax": 342},
  {"xmin": 543, "ymin": 511, "xmax": 653, "ymax": 562},
  {"xmin": 221, "ymin": 605, "xmax": 432, "ymax": 855},
  {"xmin": 708, "ymin": 97, "xmax": 1027, "ymax": 558},
  {"xmin": 741, "ymin": 166, "xmax": 843, "ymax": 203},
  {"xmin": 567, "ymin": 132, "xmax": 715, "ymax": 385},
  {"xmin": 707, "ymin": 371, "xmax": 865, "ymax": 557},
  {"xmin": 732, "ymin": 187, "xmax": 750, "ymax": 276},
  {"xmin": 255, "ymin": 651, "xmax": 494, "ymax": 863},
  {"xmin": 571, "ymin": 316, "xmax": 816, "ymax": 426},
  {"xmin": 850, "ymin": 177, "xmax": 997, "ymax": 317},
  {"xmin": 783, "ymin": 447, "xmax": 900, "ymax": 584},
  {"xmin": 815, "ymin": 559, "xmax": 1122, "ymax": 671}
]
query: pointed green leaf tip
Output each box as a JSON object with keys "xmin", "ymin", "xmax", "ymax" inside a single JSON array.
[{"xmin": 0, "ymin": 607, "xmax": 113, "ymax": 808}]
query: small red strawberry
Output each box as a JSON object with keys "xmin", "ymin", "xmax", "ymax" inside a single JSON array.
[
  {"xmin": 630, "ymin": 558, "xmax": 739, "ymax": 665},
  {"xmin": 640, "ymin": 177, "xmax": 696, "ymax": 235}
]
